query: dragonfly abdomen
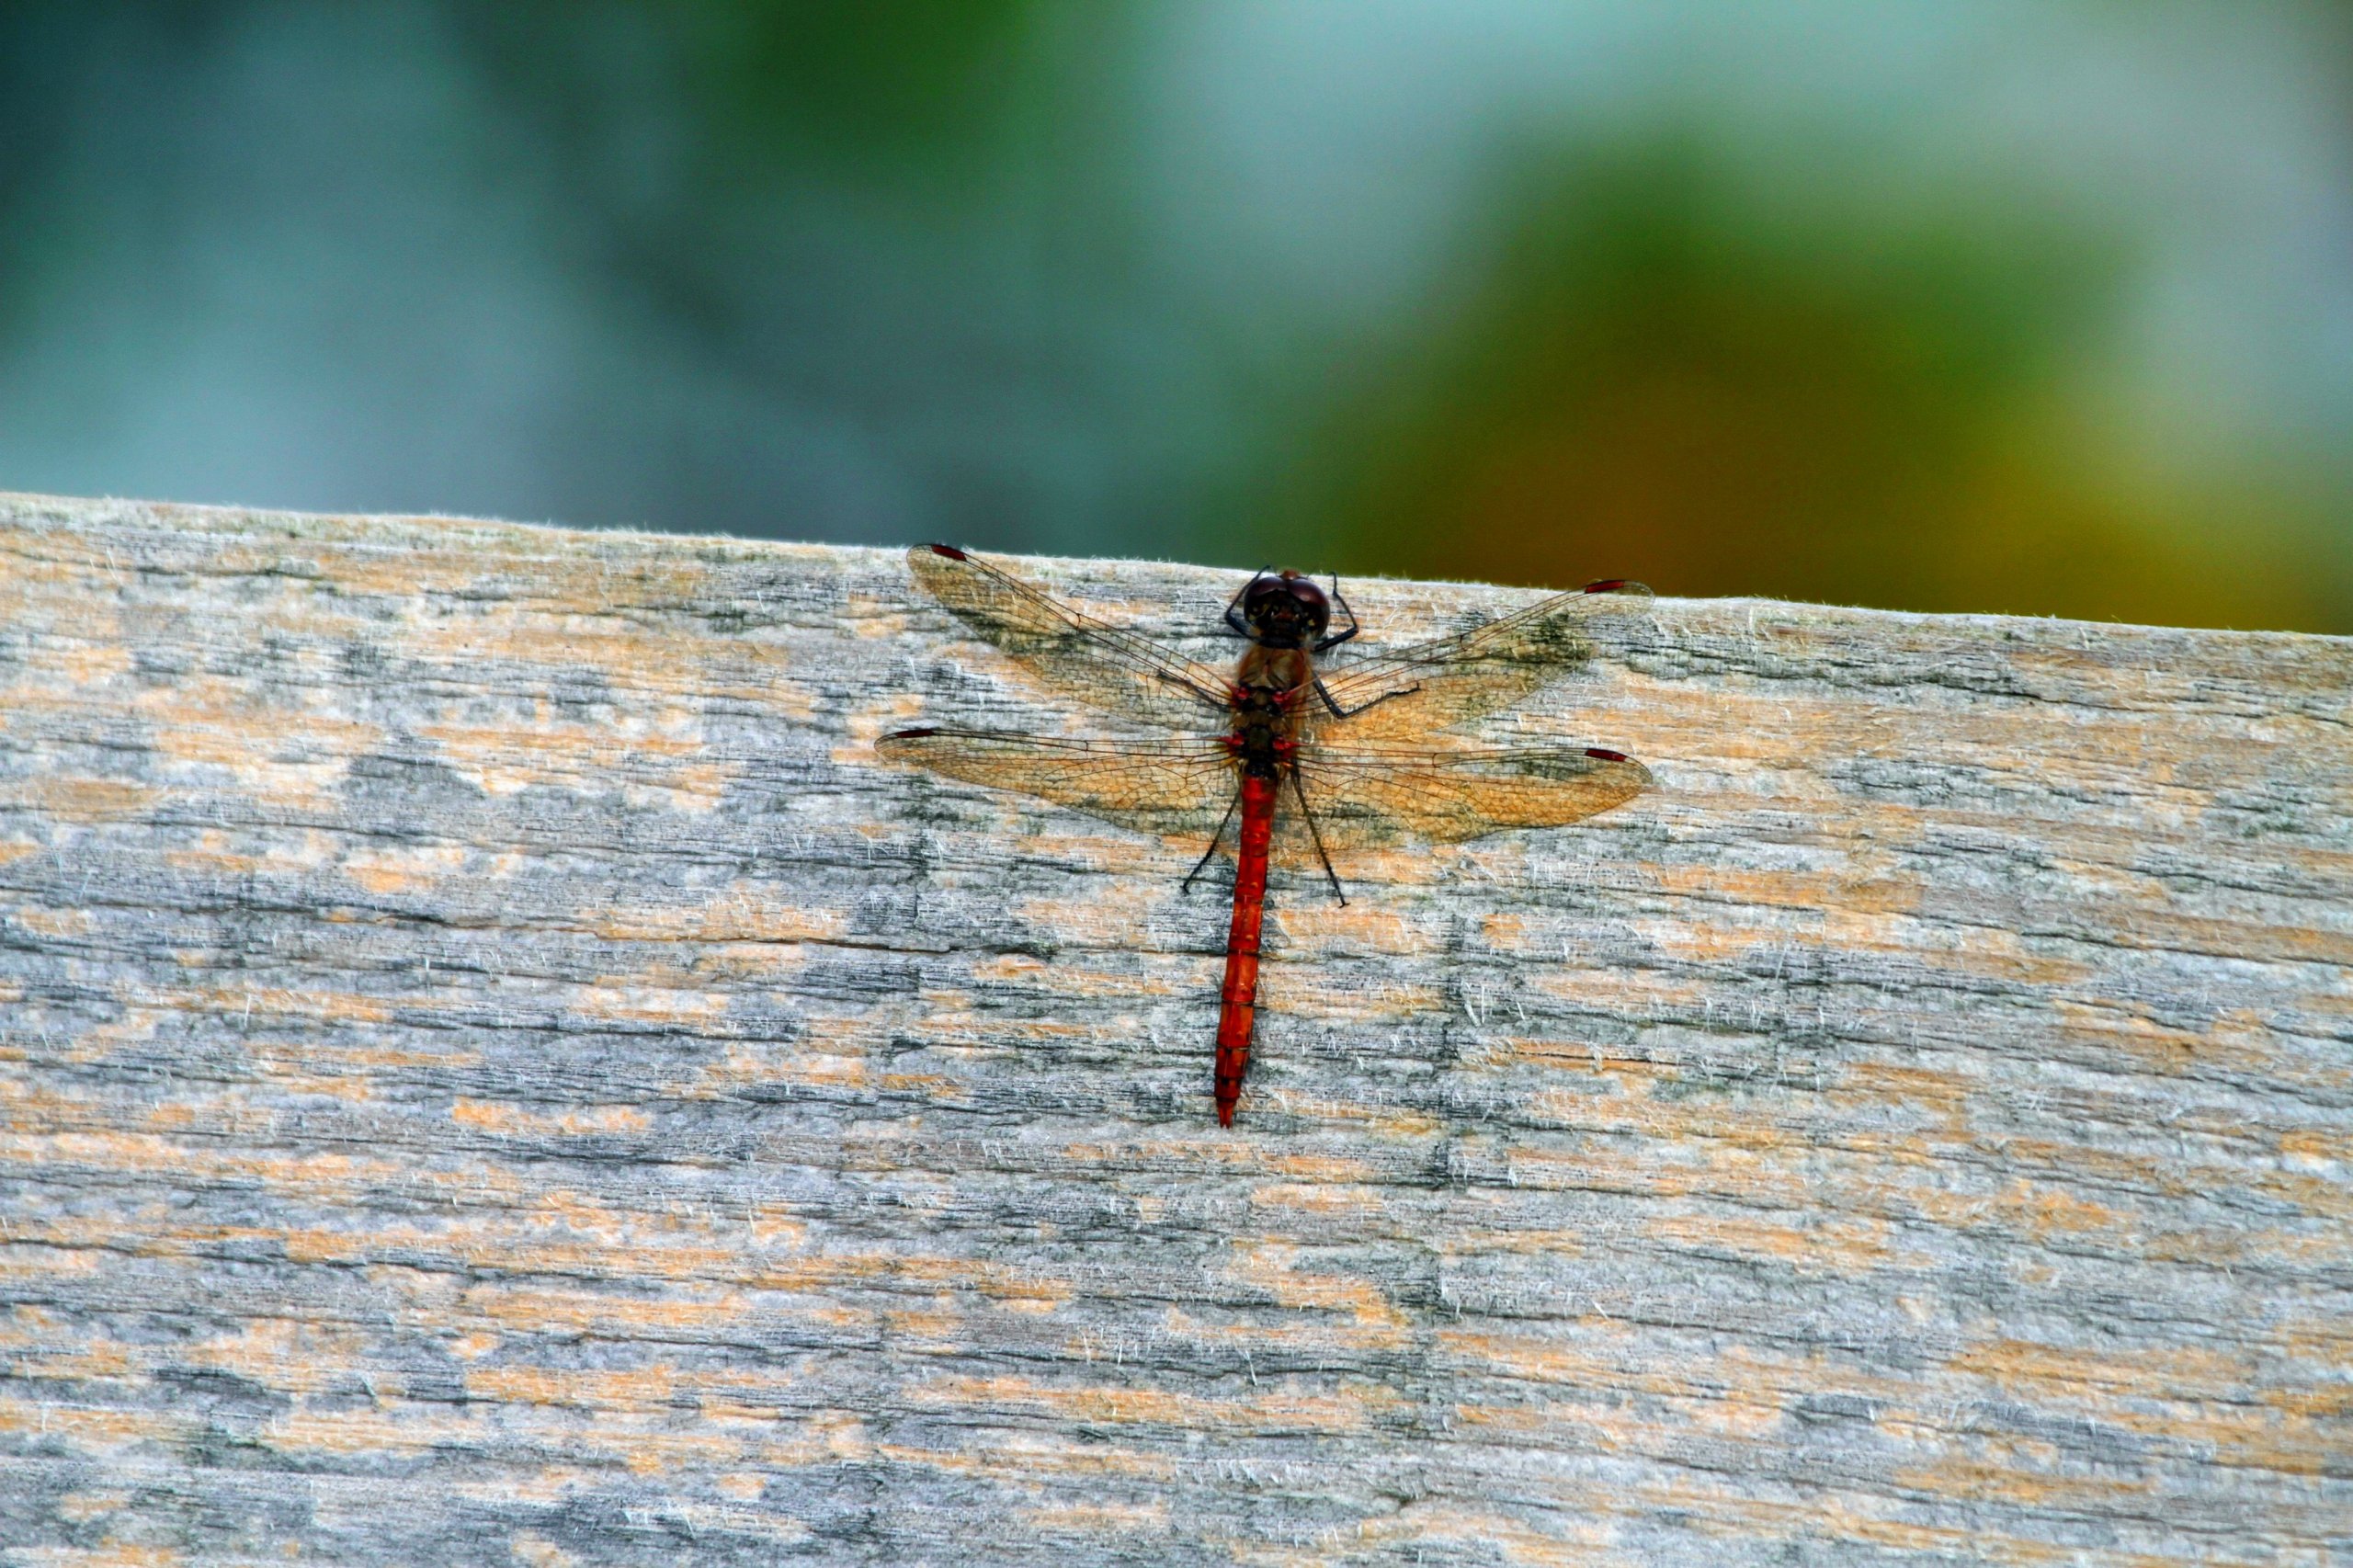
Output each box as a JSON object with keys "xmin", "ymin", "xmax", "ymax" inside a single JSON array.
[{"xmin": 1214, "ymin": 773, "xmax": 1279, "ymax": 1127}]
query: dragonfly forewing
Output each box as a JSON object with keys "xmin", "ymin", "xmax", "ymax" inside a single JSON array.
[
  {"xmin": 908, "ymin": 545, "xmax": 1234, "ymax": 733},
  {"xmin": 1308, "ymin": 580, "xmax": 1654, "ymax": 744}
]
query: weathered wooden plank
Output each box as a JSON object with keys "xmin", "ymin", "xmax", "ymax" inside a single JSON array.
[{"xmin": 0, "ymin": 490, "xmax": 2347, "ymax": 1564}]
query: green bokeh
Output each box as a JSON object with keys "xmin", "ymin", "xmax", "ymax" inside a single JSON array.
[
  {"xmin": 1242, "ymin": 134, "xmax": 2342, "ymax": 630},
  {"xmin": 1, "ymin": 3, "xmax": 2346, "ymax": 631}
]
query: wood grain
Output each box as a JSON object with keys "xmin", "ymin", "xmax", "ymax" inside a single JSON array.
[{"xmin": 1, "ymin": 491, "xmax": 2347, "ymax": 1564}]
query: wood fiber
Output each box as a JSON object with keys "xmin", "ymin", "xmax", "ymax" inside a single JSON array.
[{"xmin": 1, "ymin": 494, "xmax": 2347, "ymax": 1563}]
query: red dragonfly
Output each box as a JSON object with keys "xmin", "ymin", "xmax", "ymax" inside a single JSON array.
[{"xmin": 881, "ymin": 544, "xmax": 1653, "ymax": 1126}]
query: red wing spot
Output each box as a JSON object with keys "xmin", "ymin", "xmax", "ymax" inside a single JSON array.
[
  {"xmin": 1582, "ymin": 578, "xmax": 1629, "ymax": 594},
  {"xmin": 888, "ymin": 727, "xmax": 940, "ymax": 739},
  {"xmin": 1585, "ymin": 747, "xmax": 1630, "ymax": 762},
  {"xmin": 926, "ymin": 542, "xmax": 968, "ymax": 560}
]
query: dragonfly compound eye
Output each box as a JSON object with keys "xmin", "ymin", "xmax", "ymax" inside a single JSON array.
[{"xmin": 1244, "ymin": 570, "xmax": 1331, "ymax": 645}]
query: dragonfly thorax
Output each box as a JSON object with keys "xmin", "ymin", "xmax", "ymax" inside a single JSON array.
[
  {"xmin": 1225, "ymin": 677, "xmax": 1302, "ymax": 781},
  {"xmin": 1234, "ymin": 642, "xmax": 1313, "ymax": 700}
]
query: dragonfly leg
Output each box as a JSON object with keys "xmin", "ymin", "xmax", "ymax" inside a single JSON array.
[
  {"xmin": 1317, "ymin": 677, "xmax": 1418, "ymax": 721},
  {"xmin": 1182, "ymin": 789, "xmax": 1242, "ymax": 894},
  {"xmin": 1152, "ymin": 667, "xmax": 1231, "ymax": 707},
  {"xmin": 1313, "ymin": 577, "xmax": 1360, "ymax": 653},
  {"xmin": 1289, "ymin": 767, "xmax": 1347, "ymax": 906}
]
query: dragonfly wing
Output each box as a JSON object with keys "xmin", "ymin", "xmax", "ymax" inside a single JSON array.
[
  {"xmin": 1283, "ymin": 744, "xmax": 1650, "ymax": 853},
  {"xmin": 880, "ymin": 727, "xmax": 1237, "ymax": 842},
  {"xmin": 908, "ymin": 544, "xmax": 1233, "ymax": 731},
  {"xmin": 1308, "ymin": 580, "xmax": 1653, "ymax": 744}
]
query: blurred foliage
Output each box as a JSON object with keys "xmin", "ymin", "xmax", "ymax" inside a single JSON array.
[
  {"xmin": 1253, "ymin": 138, "xmax": 2340, "ymax": 629},
  {"xmin": 0, "ymin": 2, "xmax": 2347, "ymax": 631},
  {"xmin": 448, "ymin": 0, "xmax": 1076, "ymax": 182},
  {"xmin": 656, "ymin": 1, "xmax": 1041, "ymax": 165}
]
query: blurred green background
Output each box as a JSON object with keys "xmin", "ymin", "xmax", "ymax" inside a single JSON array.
[{"xmin": 4, "ymin": 3, "xmax": 2349, "ymax": 631}]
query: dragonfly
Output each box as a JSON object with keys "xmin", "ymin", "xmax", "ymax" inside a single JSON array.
[{"xmin": 881, "ymin": 544, "xmax": 1653, "ymax": 1126}]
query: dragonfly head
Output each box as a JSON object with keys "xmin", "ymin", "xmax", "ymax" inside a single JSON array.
[{"xmin": 1239, "ymin": 569, "xmax": 1331, "ymax": 649}]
